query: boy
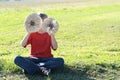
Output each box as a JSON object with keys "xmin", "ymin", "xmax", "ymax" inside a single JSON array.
[{"xmin": 14, "ymin": 13, "xmax": 64, "ymax": 76}]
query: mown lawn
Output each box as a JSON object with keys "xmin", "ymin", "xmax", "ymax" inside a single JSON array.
[{"xmin": 0, "ymin": 3, "xmax": 120, "ymax": 80}]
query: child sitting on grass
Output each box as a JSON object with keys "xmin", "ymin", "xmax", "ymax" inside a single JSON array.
[{"xmin": 14, "ymin": 13, "xmax": 64, "ymax": 76}]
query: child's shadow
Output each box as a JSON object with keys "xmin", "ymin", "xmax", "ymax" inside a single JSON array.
[{"xmin": 25, "ymin": 65, "xmax": 93, "ymax": 80}]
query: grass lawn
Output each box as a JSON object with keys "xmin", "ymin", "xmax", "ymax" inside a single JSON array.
[{"xmin": 0, "ymin": 1, "xmax": 120, "ymax": 80}]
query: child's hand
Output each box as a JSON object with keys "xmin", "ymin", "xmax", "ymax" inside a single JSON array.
[
  {"xmin": 47, "ymin": 28, "xmax": 54, "ymax": 35},
  {"xmin": 27, "ymin": 31, "xmax": 34, "ymax": 34},
  {"xmin": 47, "ymin": 31, "xmax": 53, "ymax": 35}
]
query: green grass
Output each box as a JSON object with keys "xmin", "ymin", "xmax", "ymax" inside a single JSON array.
[{"xmin": 0, "ymin": 3, "xmax": 120, "ymax": 80}]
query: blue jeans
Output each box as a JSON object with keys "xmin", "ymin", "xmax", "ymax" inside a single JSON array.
[{"xmin": 14, "ymin": 55, "xmax": 64, "ymax": 75}]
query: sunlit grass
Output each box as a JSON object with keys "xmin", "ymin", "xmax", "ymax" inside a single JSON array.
[{"xmin": 0, "ymin": 4, "xmax": 120, "ymax": 80}]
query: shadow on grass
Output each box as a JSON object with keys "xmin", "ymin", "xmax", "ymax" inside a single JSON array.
[
  {"xmin": 1, "ymin": 62, "xmax": 119, "ymax": 80},
  {"xmin": 25, "ymin": 65, "xmax": 93, "ymax": 80}
]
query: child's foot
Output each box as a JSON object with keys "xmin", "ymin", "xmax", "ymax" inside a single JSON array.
[{"xmin": 40, "ymin": 67, "xmax": 51, "ymax": 76}]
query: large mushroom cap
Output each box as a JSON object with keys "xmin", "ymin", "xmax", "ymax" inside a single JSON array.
[
  {"xmin": 24, "ymin": 13, "xmax": 42, "ymax": 33},
  {"xmin": 42, "ymin": 18, "xmax": 59, "ymax": 33}
]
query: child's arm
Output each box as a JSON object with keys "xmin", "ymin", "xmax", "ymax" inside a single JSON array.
[
  {"xmin": 50, "ymin": 34, "xmax": 58, "ymax": 50},
  {"xmin": 20, "ymin": 33, "xmax": 30, "ymax": 47}
]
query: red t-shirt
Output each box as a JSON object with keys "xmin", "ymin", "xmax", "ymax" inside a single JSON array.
[{"xmin": 25, "ymin": 32, "xmax": 53, "ymax": 58}]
